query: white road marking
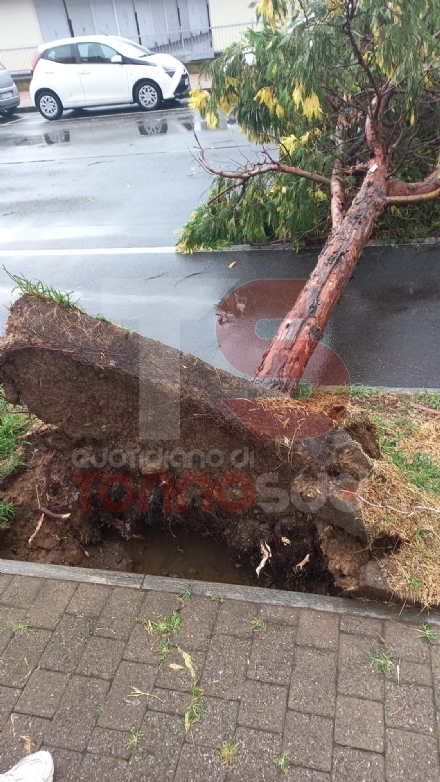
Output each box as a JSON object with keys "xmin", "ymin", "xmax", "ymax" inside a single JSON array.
[{"xmin": 0, "ymin": 246, "xmax": 177, "ymax": 257}]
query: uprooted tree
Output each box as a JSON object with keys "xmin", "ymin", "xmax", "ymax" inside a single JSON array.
[{"xmin": 180, "ymin": 0, "xmax": 440, "ymax": 393}]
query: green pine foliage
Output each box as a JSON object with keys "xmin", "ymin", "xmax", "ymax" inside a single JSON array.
[{"xmin": 178, "ymin": 1, "xmax": 440, "ymax": 252}]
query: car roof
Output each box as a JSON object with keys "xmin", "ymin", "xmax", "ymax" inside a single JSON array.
[{"xmin": 38, "ymin": 35, "xmax": 133, "ymax": 52}]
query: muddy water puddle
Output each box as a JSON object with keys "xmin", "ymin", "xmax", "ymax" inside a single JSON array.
[{"xmin": 126, "ymin": 526, "xmax": 256, "ymax": 585}]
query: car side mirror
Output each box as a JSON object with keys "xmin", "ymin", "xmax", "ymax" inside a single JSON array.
[{"xmin": 111, "ymin": 55, "xmax": 123, "ymax": 64}]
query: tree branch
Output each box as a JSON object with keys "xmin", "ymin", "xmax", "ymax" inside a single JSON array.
[
  {"xmin": 195, "ymin": 137, "xmax": 332, "ymax": 188},
  {"xmin": 330, "ymin": 119, "xmax": 346, "ymax": 228},
  {"xmin": 386, "ymin": 187, "xmax": 440, "ymax": 206}
]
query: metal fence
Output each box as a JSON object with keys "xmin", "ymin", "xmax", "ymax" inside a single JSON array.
[{"xmin": 0, "ymin": 22, "xmax": 257, "ymax": 77}]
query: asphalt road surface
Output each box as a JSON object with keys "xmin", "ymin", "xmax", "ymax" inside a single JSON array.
[{"xmin": 1, "ymin": 105, "xmax": 439, "ymax": 389}]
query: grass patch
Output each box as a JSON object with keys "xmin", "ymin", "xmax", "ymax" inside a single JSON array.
[
  {"xmin": 157, "ymin": 638, "xmax": 174, "ymax": 663},
  {"xmin": 4, "ymin": 267, "xmax": 83, "ymax": 310},
  {"xmin": 367, "ymin": 648, "xmax": 398, "ymax": 676},
  {"xmin": 417, "ymin": 622, "xmax": 438, "ymax": 644},
  {"xmin": 179, "ymin": 585, "xmax": 194, "ymax": 601},
  {"xmin": 211, "ymin": 594, "xmax": 225, "ymax": 604},
  {"xmin": 217, "ymin": 740, "xmax": 238, "ymax": 767},
  {"xmin": 250, "ymin": 616, "xmax": 265, "ymax": 632},
  {"xmin": 0, "ymin": 387, "xmax": 31, "ymax": 480},
  {"xmin": 136, "ymin": 610, "xmax": 183, "ymax": 636},
  {"xmin": 94, "ymin": 696, "xmax": 107, "ymax": 717},
  {"xmin": 0, "ymin": 501, "xmax": 15, "ymax": 529},
  {"xmin": 184, "ymin": 685, "xmax": 203, "ymax": 732},
  {"xmin": 11, "ymin": 618, "xmax": 30, "ymax": 635},
  {"xmin": 274, "ymin": 753, "xmax": 293, "ymax": 774},
  {"xmin": 127, "ymin": 728, "xmax": 142, "ymax": 750}
]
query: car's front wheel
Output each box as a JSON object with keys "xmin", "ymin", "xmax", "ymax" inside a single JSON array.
[
  {"xmin": 135, "ymin": 81, "xmax": 162, "ymax": 111},
  {"xmin": 36, "ymin": 91, "xmax": 63, "ymax": 121}
]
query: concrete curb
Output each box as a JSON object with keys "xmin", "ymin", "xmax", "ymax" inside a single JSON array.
[
  {"xmin": 1, "ymin": 557, "xmax": 438, "ymax": 625},
  {"xmin": 15, "ymin": 104, "xmax": 36, "ymax": 114}
]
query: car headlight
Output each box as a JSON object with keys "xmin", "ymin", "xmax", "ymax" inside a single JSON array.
[{"xmin": 162, "ymin": 66, "xmax": 176, "ymax": 77}]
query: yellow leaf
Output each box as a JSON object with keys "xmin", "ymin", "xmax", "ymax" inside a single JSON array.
[
  {"xmin": 176, "ymin": 646, "xmax": 197, "ymax": 681},
  {"xmin": 292, "ymin": 85, "xmax": 302, "ymax": 108},
  {"xmin": 410, "ymin": 111, "xmax": 416, "ymax": 126},
  {"xmin": 276, "ymin": 103, "xmax": 285, "ymax": 119},
  {"xmin": 188, "ymin": 88, "xmax": 210, "ymax": 112},
  {"xmin": 302, "ymin": 93, "xmax": 323, "ymax": 120},
  {"xmin": 205, "ymin": 111, "xmax": 219, "ymax": 129},
  {"xmin": 314, "ymin": 188, "xmax": 328, "ymax": 202},
  {"xmin": 228, "ymin": 261, "xmax": 237, "ymax": 268}
]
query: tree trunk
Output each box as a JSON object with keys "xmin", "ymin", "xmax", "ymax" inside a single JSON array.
[{"xmin": 254, "ymin": 165, "xmax": 388, "ymax": 394}]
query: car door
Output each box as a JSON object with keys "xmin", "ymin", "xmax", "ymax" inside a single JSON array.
[
  {"xmin": 39, "ymin": 43, "xmax": 86, "ymax": 107},
  {"xmin": 77, "ymin": 42, "xmax": 130, "ymax": 106}
]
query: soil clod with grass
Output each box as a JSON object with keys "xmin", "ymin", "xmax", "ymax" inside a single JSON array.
[{"xmin": 1, "ymin": 294, "xmax": 440, "ymax": 607}]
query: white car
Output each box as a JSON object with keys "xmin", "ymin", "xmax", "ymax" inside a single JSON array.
[{"xmin": 30, "ymin": 35, "xmax": 190, "ymax": 120}]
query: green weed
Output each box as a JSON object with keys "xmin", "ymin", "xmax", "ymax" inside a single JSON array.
[
  {"xmin": 217, "ymin": 740, "xmax": 238, "ymax": 767},
  {"xmin": 367, "ymin": 648, "xmax": 398, "ymax": 676},
  {"xmin": 127, "ymin": 728, "xmax": 142, "ymax": 750},
  {"xmin": 417, "ymin": 622, "xmax": 438, "ymax": 644},
  {"xmin": 250, "ymin": 616, "xmax": 265, "ymax": 632},
  {"xmin": 94, "ymin": 696, "xmax": 107, "ymax": 717},
  {"xmin": 11, "ymin": 618, "xmax": 30, "ymax": 635},
  {"xmin": 3, "ymin": 267, "xmax": 82, "ymax": 310},
  {"xmin": 136, "ymin": 610, "xmax": 183, "ymax": 636},
  {"xmin": 157, "ymin": 638, "xmax": 174, "ymax": 663},
  {"xmin": 211, "ymin": 595, "xmax": 225, "ymax": 604},
  {"xmin": 184, "ymin": 685, "xmax": 203, "ymax": 732},
  {"xmin": 0, "ymin": 500, "xmax": 15, "ymax": 529},
  {"xmin": 179, "ymin": 585, "xmax": 194, "ymax": 601},
  {"xmin": 274, "ymin": 753, "xmax": 293, "ymax": 774},
  {"xmin": 0, "ymin": 387, "xmax": 30, "ymax": 480}
]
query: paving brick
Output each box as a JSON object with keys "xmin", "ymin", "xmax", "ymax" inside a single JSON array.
[
  {"xmin": 339, "ymin": 632, "xmax": 379, "ymax": 666},
  {"xmin": 201, "ymin": 635, "xmax": 252, "ymax": 699},
  {"xmin": 283, "ymin": 711, "xmax": 333, "ymax": 773},
  {"xmin": 140, "ymin": 589, "xmax": 182, "ymax": 619},
  {"xmin": 385, "ymin": 681, "xmax": 435, "ymax": 733},
  {"xmin": 398, "ymin": 660, "xmax": 432, "ymax": 687},
  {"xmin": 87, "ymin": 726, "xmax": 133, "ymax": 759},
  {"xmin": 288, "ymin": 647, "xmax": 336, "ymax": 717},
  {"xmin": 97, "ymin": 660, "xmax": 156, "ymax": 731},
  {"xmin": 0, "ymin": 713, "xmax": 50, "ymax": 770},
  {"xmin": 335, "ymin": 695, "xmax": 384, "ymax": 752},
  {"xmin": 124, "ymin": 621, "xmax": 159, "ymax": 665},
  {"xmin": 238, "ymin": 680, "xmax": 287, "ymax": 733},
  {"xmin": 126, "ymin": 711, "xmax": 183, "ymax": 782},
  {"xmin": 175, "ymin": 595, "xmax": 218, "ymax": 650},
  {"xmin": 46, "ymin": 675, "xmax": 109, "ymax": 752},
  {"xmin": 66, "ymin": 583, "xmax": 111, "ymax": 618},
  {"xmin": 215, "ymin": 600, "xmax": 262, "ymax": 638},
  {"xmin": 0, "ymin": 576, "xmax": 44, "ymax": 609},
  {"xmin": 339, "ymin": 615, "xmax": 383, "ymax": 637},
  {"xmin": 332, "ymin": 746, "xmax": 385, "ymax": 782},
  {"xmin": 384, "ymin": 621, "xmax": 430, "ymax": 664},
  {"xmin": 42, "ymin": 747, "xmax": 83, "ymax": 782},
  {"xmin": 174, "ymin": 744, "xmax": 226, "ymax": 782},
  {"xmin": 147, "ymin": 687, "xmax": 190, "ymax": 716},
  {"xmin": 155, "ymin": 648, "xmax": 206, "ymax": 692},
  {"xmin": 337, "ymin": 660, "xmax": 384, "ymax": 702},
  {"xmin": 386, "ymin": 728, "xmax": 440, "ymax": 782},
  {"xmin": 94, "ymin": 587, "xmax": 144, "ymax": 640},
  {"xmin": 226, "ymin": 727, "xmax": 282, "ymax": 782},
  {"xmin": 186, "ymin": 697, "xmax": 238, "ymax": 748},
  {"xmin": 0, "ymin": 686, "xmax": 21, "ymax": 730},
  {"xmin": 78, "ymin": 753, "xmax": 128, "ymax": 781},
  {"xmin": 15, "ymin": 669, "xmax": 69, "ymax": 718},
  {"xmin": 257, "ymin": 604, "xmax": 298, "ymax": 626},
  {"xmin": 0, "ymin": 606, "xmax": 23, "ymax": 653},
  {"xmin": 296, "ymin": 610, "xmax": 339, "ymax": 650},
  {"xmin": 76, "ymin": 636, "xmax": 125, "ymax": 679},
  {"xmin": 26, "ymin": 580, "xmax": 77, "ymax": 630},
  {"xmin": 0, "ymin": 574, "xmax": 12, "ymax": 596},
  {"xmin": 428, "ymin": 643, "xmax": 440, "ymax": 707},
  {"xmin": 39, "ymin": 614, "xmax": 95, "ymax": 673},
  {"xmin": 0, "ymin": 629, "xmax": 51, "ymax": 688},
  {"xmin": 248, "ymin": 624, "xmax": 295, "ymax": 685}
]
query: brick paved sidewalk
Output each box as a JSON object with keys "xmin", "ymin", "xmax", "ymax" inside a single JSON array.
[{"xmin": 0, "ymin": 571, "xmax": 439, "ymax": 781}]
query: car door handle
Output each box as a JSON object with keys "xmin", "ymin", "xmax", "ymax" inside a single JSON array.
[
  {"xmin": 80, "ymin": 71, "xmax": 90, "ymax": 75},
  {"xmin": 44, "ymin": 70, "xmax": 54, "ymax": 74}
]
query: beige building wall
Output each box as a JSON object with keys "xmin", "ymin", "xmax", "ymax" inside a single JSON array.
[
  {"xmin": 208, "ymin": 0, "xmax": 255, "ymax": 51},
  {"xmin": 0, "ymin": 0, "xmax": 43, "ymax": 72}
]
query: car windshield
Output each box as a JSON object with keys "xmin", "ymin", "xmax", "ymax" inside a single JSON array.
[{"xmin": 114, "ymin": 40, "xmax": 153, "ymax": 59}]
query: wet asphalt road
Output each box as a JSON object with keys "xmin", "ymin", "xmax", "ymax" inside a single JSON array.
[{"xmin": 0, "ymin": 105, "xmax": 439, "ymax": 389}]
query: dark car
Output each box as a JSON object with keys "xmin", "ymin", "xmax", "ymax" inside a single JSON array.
[{"xmin": 0, "ymin": 64, "xmax": 20, "ymax": 117}]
